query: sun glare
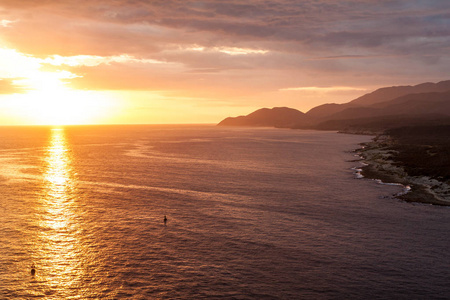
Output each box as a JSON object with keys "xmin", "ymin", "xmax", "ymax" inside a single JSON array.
[
  {"xmin": 28, "ymin": 91, "xmax": 103, "ymax": 125},
  {"xmin": 0, "ymin": 48, "xmax": 121, "ymax": 125},
  {"xmin": 8, "ymin": 75, "xmax": 118, "ymax": 125}
]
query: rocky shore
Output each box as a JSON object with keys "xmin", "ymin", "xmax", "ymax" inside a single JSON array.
[{"xmin": 357, "ymin": 134, "xmax": 450, "ymax": 206}]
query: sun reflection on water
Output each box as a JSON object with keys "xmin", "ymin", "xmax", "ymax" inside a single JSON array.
[
  {"xmin": 44, "ymin": 128, "xmax": 74, "ymax": 231},
  {"xmin": 46, "ymin": 130, "xmax": 71, "ymax": 187},
  {"xmin": 31, "ymin": 128, "xmax": 86, "ymax": 297}
]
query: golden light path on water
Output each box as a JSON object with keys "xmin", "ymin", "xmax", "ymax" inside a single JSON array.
[{"xmin": 30, "ymin": 128, "xmax": 90, "ymax": 297}]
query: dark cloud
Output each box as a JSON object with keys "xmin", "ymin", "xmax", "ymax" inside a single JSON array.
[{"xmin": 3, "ymin": 0, "xmax": 448, "ymax": 54}]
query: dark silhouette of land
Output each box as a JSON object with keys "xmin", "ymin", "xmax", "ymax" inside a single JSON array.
[
  {"xmin": 307, "ymin": 80, "xmax": 450, "ymax": 121},
  {"xmin": 387, "ymin": 126, "xmax": 450, "ymax": 181},
  {"xmin": 359, "ymin": 125, "xmax": 450, "ymax": 206},
  {"xmin": 218, "ymin": 107, "xmax": 311, "ymax": 128},
  {"xmin": 218, "ymin": 80, "xmax": 450, "ymax": 205},
  {"xmin": 218, "ymin": 80, "xmax": 450, "ymax": 132}
]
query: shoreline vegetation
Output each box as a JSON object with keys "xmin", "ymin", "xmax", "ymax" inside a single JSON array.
[{"xmin": 353, "ymin": 126, "xmax": 450, "ymax": 206}]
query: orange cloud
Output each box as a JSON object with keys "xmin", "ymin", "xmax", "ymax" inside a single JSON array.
[{"xmin": 0, "ymin": 79, "xmax": 25, "ymax": 94}]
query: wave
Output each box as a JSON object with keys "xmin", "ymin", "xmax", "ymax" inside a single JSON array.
[{"xmin": 352, "ymin": 147, "xmax": 411, "ymax": 197}]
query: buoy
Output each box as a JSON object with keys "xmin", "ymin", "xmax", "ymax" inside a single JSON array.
[{"xmin": 31, "ymin": 264, "xmax": 36, "ymax": 276}]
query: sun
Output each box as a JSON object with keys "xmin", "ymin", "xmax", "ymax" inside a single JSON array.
[
  {"xmin": 0, "ymin": 48, "xmax": 122, "ymax": 125},
  {"xmin": 26, "ymin": 88, "xmax": 109, "ymax": 125},
  {"xmin": 11, "ymin": 73, "xmax": 118, "ymax": 125}
]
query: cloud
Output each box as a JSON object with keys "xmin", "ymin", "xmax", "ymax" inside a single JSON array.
[
  {"xmin": 41, "ymin": 54, "xmax": 168, "ymax": 67},
  {"xmin": 0, "ymin": 48, "xmax": 43, "ymax": 78},
  {"xmin": 0, "ymin": 79, "xmax": 26, "ymax": 94},
  {"xmin": 0, "ymin": 0, "xmax": 448, "ymax": 111},
  {"xmin": 186, "ymin": 46, "xmax": 269, "ymax": 55},
  {"xmin": 3, "ymin": 0, "xmax": 448, "ymax": 59},
  {"xmin": 0, "ymin": 19, "xmax": 15, "ymax": 27}
]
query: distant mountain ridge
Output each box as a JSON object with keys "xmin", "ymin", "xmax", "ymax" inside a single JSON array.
[
  {"xmin": 305, "ymin": 80, "xmax": 450, "ymax": 120},
  {"xmin": 218, "ymin": 80, "xmax": 450, "ymax": 132},
  {"xmin": 350, "ymin": 80, "xmax": 450, "ymax": 106},
  {"xmin": 317, "ymin": 90, "xmax": 450, "ymax": 121}
]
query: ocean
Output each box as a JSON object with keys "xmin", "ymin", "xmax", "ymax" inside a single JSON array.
[{"xmin": 0, "ymin": 125, "xmax": 449, "ymax": 299}]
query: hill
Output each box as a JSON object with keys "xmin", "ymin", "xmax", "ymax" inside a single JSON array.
[
  {"xmin": 217, "ymin": 107, "xmax": 310, "ymax": 128},
  {"xmin": 313, "ymin": 90, "xmax": 450, "ymax": 123},
  {"xmin": 306, "ymin": 80, "xmax": 450, "ymax": 120},
  {"xmin": 314, "ymin": 90, "xmax": 450, "ymax": 132},
  {"xmin": 218, "ymin": 80, "xmax": 450, "ymax": 133}
]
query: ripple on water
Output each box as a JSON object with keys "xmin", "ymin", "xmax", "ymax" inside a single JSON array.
[{"xmin": 0, "ymin": 126, "xmax": 449, "ymax": 299}]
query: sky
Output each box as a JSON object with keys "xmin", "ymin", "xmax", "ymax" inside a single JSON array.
[{"xmin": 0, "ymin": 0, "xmax": 449, "ymax": 125}]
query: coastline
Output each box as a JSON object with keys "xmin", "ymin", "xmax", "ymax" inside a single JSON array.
[{"xmin": 356, "ymin": 135, "xmax": 450, "ymax": 206}]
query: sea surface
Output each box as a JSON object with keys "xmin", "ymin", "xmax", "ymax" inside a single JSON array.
[{"xmin": 0, "ymin": 125, "xmax": 449, "ymax": 299}]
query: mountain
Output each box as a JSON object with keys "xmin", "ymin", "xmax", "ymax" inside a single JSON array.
[
  {"xmin": 218, "ymin": 80, "xmax": 450, "ymax": 133},
  {"xmin": 350, "ymin": 80, "xmax": 450, "ymax": 106},
  {"xmin": 306, "ymin": 80, "xmax": 450, "ymax": 120},
  {"xmin": 317, "ymin": 90, "xmax": 450, "ymax": 122},
  {"xmin": 217, "ymin": 107, "xmax": 309, "ymax": 128},
  {"xmin": 305, "ymin": 103, "xmax": 354, "ymax": 119}
]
